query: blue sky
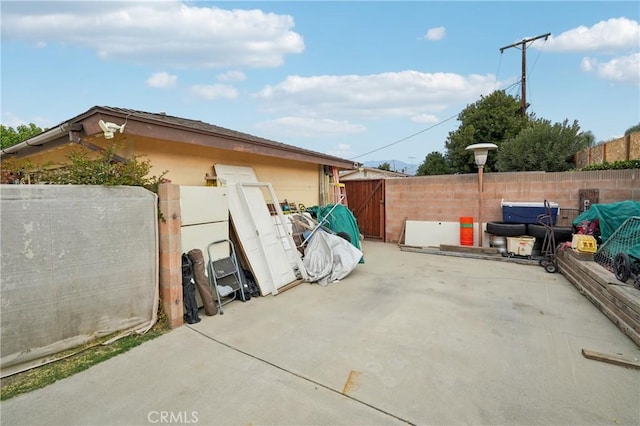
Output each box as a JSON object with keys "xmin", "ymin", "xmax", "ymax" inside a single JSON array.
[{"xmin": 2, "ymin": 1, "xmax": 639, "ymax": 170}]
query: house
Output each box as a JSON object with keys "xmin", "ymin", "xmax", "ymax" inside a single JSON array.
[
  {"xmin": 0, "ymin": 106, "xmax": 358, "ymax": 207},
  {"xmin": 1, "ymin": 106, "xmax": 363, "ymax": 329}
]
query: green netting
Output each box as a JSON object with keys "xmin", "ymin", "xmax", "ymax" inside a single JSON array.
[
  {"xmin": 593, "ymin": 216, "xmax": 640, "ymax": 271},
  {"xmin": 307, "ymin": 204, "xmax": 364, "ymax": 263}
]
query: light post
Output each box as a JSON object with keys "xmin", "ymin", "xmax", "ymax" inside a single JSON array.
[{"xmin": 465, "ymin": 143, "xmax": 498, "ymax": 247}]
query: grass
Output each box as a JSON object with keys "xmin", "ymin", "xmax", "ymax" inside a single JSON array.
[{"xmin": 1, "ymin": 321, "xmax": 169, "ymax": 401}]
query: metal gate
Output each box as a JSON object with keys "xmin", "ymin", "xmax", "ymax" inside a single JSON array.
[{"xmin": 344, "ymin": 179, "xmax": 385, "ymax": 241}]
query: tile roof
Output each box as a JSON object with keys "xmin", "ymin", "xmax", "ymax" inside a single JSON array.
[{"xmin": 95, "ymin": 106, "xmax": 356, "ymax": 166}]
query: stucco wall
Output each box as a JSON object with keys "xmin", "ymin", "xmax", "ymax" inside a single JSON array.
[
  {"xmin": 19, "ymin": 136, "xmax": 325, "ymax": 208},
  {"xmin": 384, "ymin": 169, "xmax": 639, "ymax": 243},
  {"xmin": 130, "ymin": 137, "xmax": 322, "ymax": 207}
]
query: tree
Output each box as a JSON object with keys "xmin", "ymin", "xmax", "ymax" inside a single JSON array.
[
  {"xmin": 0, "ymin": 123, "xmax": 44, "ymax": 150},
  {"xmin": 496, "ymin": 119, "xmax": 591, "ymax": 172},
  {"xmin": 581, "ymin": 130, "xmax": 596, "ymax": 147},
  {"xmin": 377, "ymin": 162, "xmax": 391, "ymax": 171},
  {"xmin": 625, "ymin": 123, "xmax": 640, "ymax": 136},
  {"xmin": 445, "ymin": 91, "xmax": 529, "ymax": 174},
  {"xmin": 416, "ymin": 151, "xmax": 451, "ymax": 176}
]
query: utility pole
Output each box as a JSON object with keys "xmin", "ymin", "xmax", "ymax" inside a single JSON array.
[{"xmin": 500, "ymin": 32, "xmax": 551, "ymax": 116}]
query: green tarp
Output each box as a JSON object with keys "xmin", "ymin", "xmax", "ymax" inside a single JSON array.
[
  {"xmin": 573, "ymin": 201, "xmax": 640, "ymax": 260},
  {"xmin": 573, "ymin": 200, "xmax": 640, "ymax": 242},
  {"xmin": 307, "ymin": 204, "xmax": 364, "ymax": 263}
]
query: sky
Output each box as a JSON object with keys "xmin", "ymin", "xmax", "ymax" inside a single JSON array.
[{"xmin": 1, "ymin": 1, "xmax": 639, "ymax": 172}]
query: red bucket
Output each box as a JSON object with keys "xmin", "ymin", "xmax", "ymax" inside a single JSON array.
[{"xmin": 460, "ymin": 217, "xmax": 474, "ymax": 246}]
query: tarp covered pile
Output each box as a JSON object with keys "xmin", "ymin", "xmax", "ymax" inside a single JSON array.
[{"xmin": 303, "ymin": 231, "xmax": 363, "ymax": 286}]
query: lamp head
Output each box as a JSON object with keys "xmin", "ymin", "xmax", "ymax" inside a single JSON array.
[{"xmin": 466, "ymin": 143, "xmax": 498, "ymax": 168}]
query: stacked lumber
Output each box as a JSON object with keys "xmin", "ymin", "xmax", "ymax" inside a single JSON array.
[{"xmin": 558, "ymin": 248, "xmax": 640, "ymax": 347}]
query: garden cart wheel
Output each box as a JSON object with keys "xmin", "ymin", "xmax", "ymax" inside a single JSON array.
[{"xmin": 614, "ymin": 252, "xmax": 631, "ymax": 282}]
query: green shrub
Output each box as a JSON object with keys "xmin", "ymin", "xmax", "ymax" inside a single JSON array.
[
  {"xmin": 581, "ymin": 159, "xmax": 640, "ymax": 171},
  {"xmin": 39, "ymin": 143, "xmax": 167, "ymax": 190}
]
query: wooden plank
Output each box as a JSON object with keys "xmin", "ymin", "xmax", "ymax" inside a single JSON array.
[
  {"xmin": 609, "ymin": 285, "xmax": 640, "ymax": 317},
  {"xmin": 400, "ymin": 245, "xmax": 538, "ymax": 265},
  {"xmin": 564, "ymin": 247, "xmax": 595, "ymax": 262},
  {"xmin": 559, "ymin": 256, "xmax": 640, "ymax": 347},
  {"xmin": 559, "ymin": 256, "xmax": 640, "ymax": 329},
  {"xmin": 559, "ymin": 251, "xmax": 640, "ymax": 327},
  {"xmin": 559, "ymin": 251, "xmax": 611, "ymax": 289},
  {"xmin": 581, "ymin": 349, "xmax": 640, "ymax": 369},
  {"xmin": 397, "ymin": 216, "xmax": 408, "ymax": 246},
  {"xmin": 440, "ymin": 244, "xmax": 500, "ymax": 255},
  {"xmin": 559, "ymin": 256, "xmax": 636, "ymax": 324},
  {"xmin": 277, "ymin": 278, "xmax": 305, "ymax": 294},
  {"xmin": 561, "ymin": 250, "xmax": 640, "ymax": 317}
]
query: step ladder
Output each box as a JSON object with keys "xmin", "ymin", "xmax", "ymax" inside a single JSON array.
[
  {"xmin": 332, "ymin": 167, "xmax": 348, "ymax": 207},
  {"xmin": 207, "ymin": 239, "xmax": 246, "ymax": 314}
]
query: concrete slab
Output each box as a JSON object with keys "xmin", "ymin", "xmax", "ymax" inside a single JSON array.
[{"xmin": 2, "ymin": 241, "xmax": 639, "ymax": 425}]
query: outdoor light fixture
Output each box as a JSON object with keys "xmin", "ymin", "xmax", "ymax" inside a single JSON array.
[
  {"xmin": 465, "ymin": 143, "xmax": 498, "ymax": 248},
  {"xmin": 466, "ymin": 143, "xmax": 498, "ymax": 169},
  {"xmin": 98, "ymin": 120, "xmax": 126, "ymax": 139}
]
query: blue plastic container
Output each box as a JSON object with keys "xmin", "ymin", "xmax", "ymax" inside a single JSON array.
[{"xmin": 501, "ymin": 201, "xmax": 558, "ymax": 225}]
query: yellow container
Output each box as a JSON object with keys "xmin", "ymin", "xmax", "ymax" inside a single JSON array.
[
  {"xmin": 571, "ymin": 234, "xmax": 597, "ymax": 253},
  {"xmin": 506, "ymin": 236, "xmax": 536, "ymax": 257}
]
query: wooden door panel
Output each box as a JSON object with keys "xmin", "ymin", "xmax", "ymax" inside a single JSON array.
[{"xmin": 344, "ymin": 179, "xmax": 385, "ymax": 240}]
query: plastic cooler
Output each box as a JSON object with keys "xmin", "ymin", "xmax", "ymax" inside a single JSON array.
[
  {"xmin": 506, "ymin": 236, "xmax": 536, "ymax": 257},
  {"xmin": 501, "ymin": 200, "xmax": 558, "ymax": 225}
]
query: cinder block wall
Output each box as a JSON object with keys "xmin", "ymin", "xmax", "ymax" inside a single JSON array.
[{"xmin": 385, "ymin": 169, "xmax": 639, "ymax": 243}]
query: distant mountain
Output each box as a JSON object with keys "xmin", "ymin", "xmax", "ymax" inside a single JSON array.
[{"xmin": 362, "ymin": 160, "xmax": 416, "ymax": 175}]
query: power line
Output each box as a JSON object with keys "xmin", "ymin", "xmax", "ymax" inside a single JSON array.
[
  {"xmin": 494, "ymin": 52, "xmax": 504, "ymax": 91},
  {"xmin": 525, "ymin": 36, "xmax": 549, "ymax": 113},
  {"xmin": 350, "ymin": 113, "xmax": 458, "ymax": 160}
]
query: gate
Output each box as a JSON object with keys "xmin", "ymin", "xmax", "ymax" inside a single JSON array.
[{"xmin": 344, "ymin": 179, "xmax": 385, "ymax": 240}]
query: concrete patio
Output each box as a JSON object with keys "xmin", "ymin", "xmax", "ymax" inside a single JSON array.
[{"xmin": 2, "ymin": 241, "xmax": 638, "ymax": 425}]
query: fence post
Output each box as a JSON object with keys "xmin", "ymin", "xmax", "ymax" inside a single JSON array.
[{"xmin": 158, "ymin": 183, "xmax": 184, "ymax": 328}]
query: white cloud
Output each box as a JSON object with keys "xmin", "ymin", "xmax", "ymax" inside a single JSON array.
[
  {"xmin": 1, "ymin": 111, "xmax": 53, "ymax": 128},
  {"xmin": 146, "ymin": 72, "xmax": 177, "ymax": 88},
  {"xmin": 189, "ymin": 84, "xmax": 238, "ymax": 100},
  {"xmin": 2, "ymin": 111, "xmax": 27, "ymax": 127},
  {"xmin": 423, "ymin": 26, "xmax": 445, "ymax": 41},
  {"xmin": 580, "ymin": 57, "xmax": 595, "ymax": 72},
  {"xmin": 255, "ymin": 116, "xmax": 366, "ymax": 137},
  {"xmin": 1, "ymin": 2, "xmax": 304, "ymax": 68},
  {"xmin": 411, "ymin": 113, "xmax": 440, "ymax": 124},
  {"xmin": 217, "ymin": 71, "xmax": 247, "ymax": 82},
  {"xmin": 582, "ymin": 53, "xmax": 640, "ymax": 84},
  {"xmin": 541, "ymin": 17, "xmax": 640, "ymax": 52},
  {"xmin": 254, "ymin": 71, "xmax": 499, "ymax": 120},
  {"xmin": 328, "ymin": 143, "xmax": 355, "ymax": 158}
]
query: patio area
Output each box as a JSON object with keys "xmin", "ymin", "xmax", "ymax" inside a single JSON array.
[{"xmin": 1, "ymin": 240, "xmax": 638, "ymax": 425}]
